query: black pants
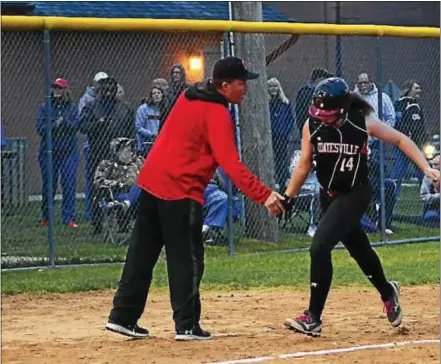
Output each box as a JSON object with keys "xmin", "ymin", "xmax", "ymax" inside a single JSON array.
[
  {"xmin": 308, "ymin": 183, "xmax": 392, "ymax": 319},
  {"xmin": 109, "ymin": 189, "xmax": 204, "ymax": 332}
]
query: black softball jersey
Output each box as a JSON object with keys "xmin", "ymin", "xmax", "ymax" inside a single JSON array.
[{"xmin": 309, "ymin": 108, "xmax": 370, "ymax": 193}]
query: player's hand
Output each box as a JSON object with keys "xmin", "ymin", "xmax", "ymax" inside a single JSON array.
[
  {"xmin": 280, "ymin": 194, "xmax": 295, "ymax": 212},
  {"xmin": 264, "ymin": 191, "xmax": 285, "ymax": 216},
  {"xmin": 424, "ymin": 167, "xmax": 440, "ymax": 183}
]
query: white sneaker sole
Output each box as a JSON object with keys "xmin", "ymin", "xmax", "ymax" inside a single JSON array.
[
  {"xmin": 284, "ymin": 318, "xmax": 322, "ymax": 338},
  {"xmin": 105, "ymin": 322, "xmax": 149, "ymax": 338},
  {"xmin": 391, "ymin": 310, "xmax": 403, "ymax": 327},
  {"xmin": 175, "ymin": 334, "xmax": 212, "ymax": 341}
]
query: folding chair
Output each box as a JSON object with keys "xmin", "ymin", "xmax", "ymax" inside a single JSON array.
[
  {"xmin": 279, "ymin": 150, "xmax": 320, "ymax": 233},
  {"xmin": 279, "ymin": 178, "xmax": 320, "ymax": 232},
  {"xmin": 98, "ymin": 186, "xmax": 133, "ymax": 247}
]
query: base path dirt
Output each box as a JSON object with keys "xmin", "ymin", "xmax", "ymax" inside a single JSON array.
[{"xmin": 2, "ymin": 285, "xmax": 439, "ymax": 364}]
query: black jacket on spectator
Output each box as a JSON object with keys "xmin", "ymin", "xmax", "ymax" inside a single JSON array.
[
  {"xmin": 79, "ymin": 78, "xmax": 134, "ymax": 167},
  {"xmin": 295, "ymin": 84, "xmax": 314, "ymax": 134},
  {"xmin": 394, "ymin": 96, "xmax": 428, "ymax": 146},
  {"xmin": 79, "ymin": 77, "xmax": 135, "ymax": 232}
]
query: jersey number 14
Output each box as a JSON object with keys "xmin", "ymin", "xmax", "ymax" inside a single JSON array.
[{"xmin": 340, "ymin": 157, "xmax": 354, "ymax": 172}]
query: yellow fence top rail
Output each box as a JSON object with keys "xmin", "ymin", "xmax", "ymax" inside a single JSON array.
[{"xmin": 1, "ymin": 16, "xmax": 439, "ymax": 38}]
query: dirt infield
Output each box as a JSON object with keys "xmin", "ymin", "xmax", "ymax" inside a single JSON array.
[{"xmin": 2, "ymin": 285, "xmax": 439, "ymax": 364}]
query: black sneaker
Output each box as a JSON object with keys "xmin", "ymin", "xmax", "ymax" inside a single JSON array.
[
  {"xmin": 383, "ymin": 281, "xmax": 403, "ymax": 327},
  {"xmin": 284, "ymin": 311, "xmax": 322, "ymax": 337},
  {"xmin": 175, "ymin": 325, "xmax": 212, "ymax": 341},
  {"xmin": 105, "ymin": 320, "xmax": 149, "ymax": 338}
]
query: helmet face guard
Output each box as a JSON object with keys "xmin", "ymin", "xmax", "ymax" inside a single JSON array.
[{"xmin": 309, "ymin": 104, "xmax": 345, "ymax": 125}]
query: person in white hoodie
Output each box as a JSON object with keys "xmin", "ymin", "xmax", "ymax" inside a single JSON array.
[
  {"xmin": 355, "ymin": 72, "xmax": 397, "ymax": 234},
  {"xmin": 354, "ymin": 73, "xmax": 396, "ymax": 128}
]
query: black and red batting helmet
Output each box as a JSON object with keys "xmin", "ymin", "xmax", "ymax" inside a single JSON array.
[{"xmin": 309, "ymin": 77, "xmax": 350, "ymax": 125}]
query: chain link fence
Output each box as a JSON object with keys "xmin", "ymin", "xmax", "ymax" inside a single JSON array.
[{"xmin": 1, "ymin": 27, "xmax": 439, "ymax": 268}]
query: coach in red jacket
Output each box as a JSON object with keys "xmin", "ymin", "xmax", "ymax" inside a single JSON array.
[{"xmin": 106, "ymin": 57, "xmax": 285, "ymax": 341}]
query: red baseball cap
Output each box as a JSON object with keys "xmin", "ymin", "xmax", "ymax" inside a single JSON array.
[{"xmin": 52, "ymin": 78, "xmax": 69, "ymax": 88}]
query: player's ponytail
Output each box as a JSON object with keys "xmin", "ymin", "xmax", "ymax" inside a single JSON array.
[{"xmin": 349, "ymin": 92, "xmax": 374, "ymax": 116}]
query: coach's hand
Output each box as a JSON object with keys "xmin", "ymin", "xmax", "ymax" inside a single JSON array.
[
  {"xmin": 424, "ymin": 167, "xmax": 440, "ymax": 183},
  {"xmin": 264, "ymin": 191, "xmax": 286, "ymax": 216}
]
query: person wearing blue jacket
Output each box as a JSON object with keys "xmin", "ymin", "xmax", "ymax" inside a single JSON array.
[
  {"xmin": 268, "ymin": 77, "xmax": 295, "ymax": 190},
  {"xmin": 295, "ymin": 68, "xmax": 333, "ymax": 134},
  {"xmin": 135, "ymin": 85, "xmax": 166, "ymax": 156},
  {"xmin": 36, "ymin": 78, "xmax": 79, "ymax": 227}
]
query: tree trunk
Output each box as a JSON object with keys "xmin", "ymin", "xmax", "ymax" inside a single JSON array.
[{"xmin": 232, "ymin": 1, "xmax": 279, "ymax": 242}]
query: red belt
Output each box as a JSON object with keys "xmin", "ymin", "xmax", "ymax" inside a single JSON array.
[
  {"xmin": 321, "ymin": 188, "xmax": 343, "ymax": 198},
  {"xmin": 326, "ymin": 190, "xmax": 341, "ymax": 197}
]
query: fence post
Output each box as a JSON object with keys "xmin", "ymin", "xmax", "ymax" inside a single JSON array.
[
  {"xmin": 335, "ymin": 1, "xmax": 342, "ymax": 76},
  {"xmin": 43, "ymin": 29, "xmax": 56, "ymax": 266},
  {"xmin": 220, "ymin": 35, "xmax": 236, "ymax": 257},
  {"xmin": 376, "ymin": 36, "xmax": 386, "ymax": 245},
  {"xmin": 228, "ymin": 2, "xmax": 247, "ymax": 231}
]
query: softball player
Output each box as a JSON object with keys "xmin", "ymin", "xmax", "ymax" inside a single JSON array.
[{"xmin": 282, "ymin": 77, "xmax": 439, "ymax": 337}]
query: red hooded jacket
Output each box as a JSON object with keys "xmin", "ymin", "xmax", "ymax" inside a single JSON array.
[{"xmin": 137, "ymin": 81, "xmax": 272, "ymax": 206}]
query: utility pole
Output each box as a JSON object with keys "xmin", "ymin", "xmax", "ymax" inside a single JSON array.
[{"xmin": 231, "ymin": 1, "xmax": 279, "ymax": 242}]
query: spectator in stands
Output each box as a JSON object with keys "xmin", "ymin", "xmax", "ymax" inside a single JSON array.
[
  {"xmin": 354, "ymin": 72, "xmax": 397, "ymax": 235},
  {"xmin": 94, "ymin": 138, "xmax": 143, "ymax": 232},
  {"xmin": 159, "ymin": 64, "xmax": 189, "ymax": 131},
  {"xmin": 354, "ymin": 73, "xmax": 395, "ymax": 128},
  {"xmin": 79, "ymin": 72, "xmax": 109, "ymax": 114},
  {"xmin": 295, "ymin": 68, "xmax": 333, "ymax": 134},
  {"xmin": 169, "ymin": 64, "xmax": 188, "ymax": 105},
  {"xmin": 268, "ymin": 77, "xmax": 295, "ymax": 190},
  {"xmin": 36, "ymin": 78, "xmax": 79, "ymax": 228},
  {"xmin": 152, "ymin": 78, "xmax": 169, "ymax": 98},
  {"xmin": 79, "ymin": 71, "xmax": 108, "ymax": 222},
  {"xmin": 420, "ymin": 155, "xmax": 440, "ymax": 224},
  {"xmin": 391, "ymin": 80, "xmax": 429, "ymax": 196},
  {"xmin": 152, "ymin": 78, "xmax": 170, "ymax": 132},
  {"xmin": 202, "ymin": 168, "xmax": 241, "ymax": 245},
  {"xmin": 79, "ymin": 76, "xmax": 135, "ymax": 234},
  {"xmin": 135, "ymin": 85, "xmax": 166, "ymax": 156}
]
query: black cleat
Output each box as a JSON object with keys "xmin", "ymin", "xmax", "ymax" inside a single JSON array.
[
  {"xmin": 383, "ymin": 281, "xmax": 403, "ymax": 327},
  {"xmin": 284, "ymin": 311, "xmax": 322, "ymax": 337},
  {"xmin": 105, "ymin": 320, "xmax": 149, "ymax": 338},
  {"xmin": 175, "ymin": 325, "xmax": 212, "ymax": 341}
]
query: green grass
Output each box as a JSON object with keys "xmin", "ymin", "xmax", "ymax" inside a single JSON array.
[
  {"xmin": 2, "ymin": 242, "xmax": 439, "ymax": 295},
  {"xmin": 1, "ymin": 185, "xmax": 438, "ymax": 268}
]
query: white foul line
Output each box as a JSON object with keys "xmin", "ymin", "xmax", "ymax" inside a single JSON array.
[{"xmin": 205, "ymin": 339, "xmax": 440, "ymax": 364}]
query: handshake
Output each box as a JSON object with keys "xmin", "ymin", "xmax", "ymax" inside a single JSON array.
[{"xmin": 264, "ymin": 191, "xmax": 295, "ymax": 216}]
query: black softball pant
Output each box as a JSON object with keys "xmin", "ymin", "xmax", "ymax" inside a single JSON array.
[
  {"xmin": 109, "ymin": 189, "xmax": 205, "ymax": 332},
  {"xmin": 307, "ymin": 182, "xmax": 393, "ymax": 320}
]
